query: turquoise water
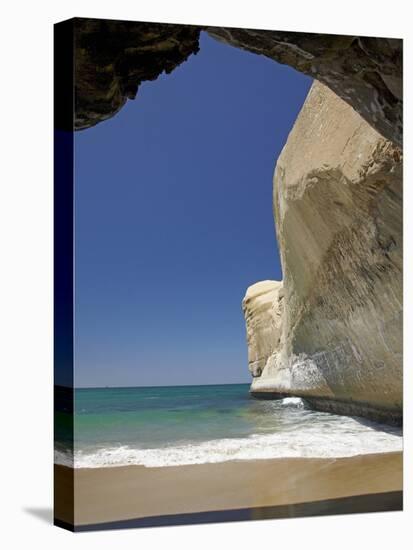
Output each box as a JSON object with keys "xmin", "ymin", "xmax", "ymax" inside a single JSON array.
[
  {"xmin": 55, "ymin": 384, "xmax": 402, "ymax": 468},
  {"xmin": 74, "ymin": 384, "xmax": 285, "ymax": 447}
]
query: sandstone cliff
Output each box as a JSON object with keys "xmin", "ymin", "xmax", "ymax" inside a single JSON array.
[
  {"xmin": 242, "ymin": 281, "xmax": 284, "ymax": 378},
  {"xmin": 244, "ymin": 81, "xmax": 402, "ymax": 424}
]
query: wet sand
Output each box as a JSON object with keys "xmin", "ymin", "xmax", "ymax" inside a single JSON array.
[{"xmin": 55, "ymin": 451, "xmax": 402, "ymax": 528}]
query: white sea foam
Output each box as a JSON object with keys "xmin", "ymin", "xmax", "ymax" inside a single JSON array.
[
  {"xmin": 54, "ymin": 411, "xmax": 402, "ymax": 468},
  {"xmin": 280, "ymin": 397, "xmax": 305, "ymax": 408}
]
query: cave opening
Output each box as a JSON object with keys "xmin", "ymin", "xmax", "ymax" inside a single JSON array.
[
  {"xmin": 74, "ymin": 30, "xmax": 312, "ymax": 388},
  {"xmin": 69, "ymin": 21, "xmax": 402, "ymax": 424}
]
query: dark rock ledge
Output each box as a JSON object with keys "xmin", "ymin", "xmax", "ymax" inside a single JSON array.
[{"xmin": 72, "ymin": 18, "xmax": 402, "ymax": 146}]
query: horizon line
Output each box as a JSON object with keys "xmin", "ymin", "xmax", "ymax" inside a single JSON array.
[{"xmin": 56, "ymin": 381, "xmax": 251, "ymax": 390}]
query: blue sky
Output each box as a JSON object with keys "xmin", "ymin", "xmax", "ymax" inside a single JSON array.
[{"xmin": 74, "ymin": 31, "xmax": 312, "ymax": 388}]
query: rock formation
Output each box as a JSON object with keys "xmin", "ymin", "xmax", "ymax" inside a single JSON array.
[
  {"xmin": 243, "ymin": 81, "xmax": 402, "ymax": 424},
  {"xmin": 242, "ymin": 281, "xmax": 284, "ymax": 378},
  {"xmin": 72, "ymin": 19, "xmax": 402, "ymax": 146},
  {"xmin": 207, "ymin": 29, "xmax": 402, "ymax": 146},
  {"xmin": 74, "ymin": 19, "xmax": 201, "ymax": 130}
]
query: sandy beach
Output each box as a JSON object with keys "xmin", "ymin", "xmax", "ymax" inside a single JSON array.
[{"xmin": 55, "ymin": 451, "xmax": 402, "ymax": 528}]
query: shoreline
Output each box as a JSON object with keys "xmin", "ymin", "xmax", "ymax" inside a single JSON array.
[
  {"xmin": 250, "ymin": 390, "xmax": 403, "ymax": 426},
  {"xmin": 55, "ymin": 451, "xmax": 403, "ymax": 527}
]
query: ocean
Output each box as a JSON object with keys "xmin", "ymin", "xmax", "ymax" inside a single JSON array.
[{"xmin": 55, "ymin": 383, "xmax": 402, "ymax": 468}]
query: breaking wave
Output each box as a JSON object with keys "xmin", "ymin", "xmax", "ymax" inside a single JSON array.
[{"xmin": 55, "ymin": 407, "xmax": 402, "ymax": 468}]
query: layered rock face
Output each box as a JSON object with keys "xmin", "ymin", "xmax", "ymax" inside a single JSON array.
[{"xmin": 244, "ymin": 81, "xmax": 402, "ymax": 423}]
